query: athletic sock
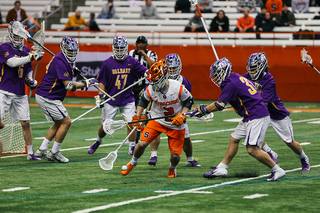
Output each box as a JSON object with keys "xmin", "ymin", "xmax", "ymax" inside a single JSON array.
[
  {"xmin": 186, "ymin": 156, "xmax": 194, "ymax": 161},
  {"xmin": 129, "ymin": 141, "xmax": 135, "ymax": 148},
  {"xmin": 217, "ymin": 162, "xmax": 228, "ymax": 169},
  {"xmin": 27, "ymin": 145, "xmax": 34, "ymax": 155},
  {"xmin": 169, "ymin": 163, "xmax": 177, "ymax": 170},
  {"xmin": 151, "ymin": 151, "xmax": 157, "ymax": 157},
  {"xmin": 51, "ymin": 141, "xmax": 61, "ymax": 154},
  {"xmin": 131, "ymin": 156, "xmax": 139, "ymax": 165},
  {"xmin": 271, "ymin": 165, "xmax": 280, "ymax": 172},
  {"xmin": 39, "ymin": 138, "xmax": 51, "ymax": 150},
  {"xmin": 299, "ymin": 150, "xmax": 307, "ymax": 159},
  {"xmin": 96, "ymin": 136, "xmax": 104, "ymax": 144},
  {"xmin": 262, "ymin": 143, "xmax": 272, "ymax": 153}
]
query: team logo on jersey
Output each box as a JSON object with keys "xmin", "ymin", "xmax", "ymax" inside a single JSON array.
[
  {"xmin": 4, "ymin": 52, "xmax": 9, "ymax": 57},
  {"xmin": 128, "ymin": 64, "xmax": 131, "ymax": 66},
  {"xmin": 64, "ymin": 71, "xmax": 69, "ymax": 77},
  {"xmin": 154, "ymin": 99, "xmax": 179, "ymax": 106}
]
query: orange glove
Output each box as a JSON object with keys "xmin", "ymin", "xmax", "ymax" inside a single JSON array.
[
  {"xmin": 171, "ymin": 113, "xmax": 186, "ymax": 126},
  {"xmin": 132, "ymin": 115, "xmax": 146, "ymax": 131}
]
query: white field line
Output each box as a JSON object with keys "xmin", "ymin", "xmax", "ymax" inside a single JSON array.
[
  {"xmin": 243, "ymin": 194, "xmax": 268, "ymax": 199},
  {"xmin": 73, "ymin": 164, "xmax": 320, "ymax": 213},
  {"xmin": 2, "ymin": 187, "xmax": 30, "ymax": 192}
]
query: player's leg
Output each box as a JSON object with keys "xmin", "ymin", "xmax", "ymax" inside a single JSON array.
[
  {"xmin": 167, "ymin": 128, "xmax": 185, "ymax": 178},
  {"xmin": 0, "ymin": 117, "xmax": 3, "ymax": 159},
  {"xmin": 272, "ymin": 117, "xmax": 310, "ymax": 171},
  {"xmin": 120, "ymin": 102, "xmax": 136, "ymax": 155},
  {"xmin": 88, "ymin": 103, "xmax": 118, "ymax": 154},
  {"xmin": 183, "ymin": 124, "xmax": 201, "ymax": 167},
  {"xmin": 261, "ymin": 141, "xmax": 278, "ymax": 164},
  {"xmin": 148, "ymin": 135, "xmax": 160, "ymax": 166}
]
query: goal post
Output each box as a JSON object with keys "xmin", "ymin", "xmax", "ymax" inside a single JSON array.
[{"xmin": 0, "ymin": 24, "xmax": 27, "ymax": 155}]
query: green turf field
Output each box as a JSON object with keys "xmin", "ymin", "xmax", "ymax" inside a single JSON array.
[{"xmin": 1, "ymin": 98, "xmax": 320, "ymax": 213}]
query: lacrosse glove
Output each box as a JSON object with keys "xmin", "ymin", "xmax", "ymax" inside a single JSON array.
[
  {"xmin": 171, "ymin": 113, "xmax": 186, "ymax": 126},
  {"xmin": 82, "ymin": 78, "xmax": 99, "ymax": 91},
  {"xmin": 132, "ymin": 115, "xmax": 146, "ymax": 131},
  {"xmin": 25, "ymin": 78, "xmax": 38, "ymax": 90},
  {"xmin": 190, "ymin": 104, "xmax": 209, "ymax": 118},
  {"xmin": 28, "ymin": 51, "xmax": 44, "ymax": 61},
  {"xmin": 94, "ymin": 94, "xmax": 105, "ymax": 108}
]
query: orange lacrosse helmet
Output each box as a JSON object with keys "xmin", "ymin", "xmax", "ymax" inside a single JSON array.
[{"xmin": 147, "ymin": 59, "xmax": 169, "ymax": 92}]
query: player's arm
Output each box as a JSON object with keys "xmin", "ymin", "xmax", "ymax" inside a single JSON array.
[
  {"xmin": 25, "ymin": 71, "xmax": 37, "ymax": 90},
  {"xmin": 94, "ymin": 83, "xmax": 106, "ymax": 108},
  {"xmin": 63, "ymin": 78, "xmax": 99, "ymax": 92},
  {"xmin": 6, "ymin": 52, "xmax": 44, "ymax": 67},
  {"xmin": 138, "ymin": 50, "xmax": 155, "ymax": 67},
  {"xmin": 191, "ymin": 101, "xmax": 228, "ymax": 118}
]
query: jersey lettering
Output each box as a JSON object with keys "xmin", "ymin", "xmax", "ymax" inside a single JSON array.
[{"xmin": 239, "ymin": 77, "xmax": 257, "ymax": 95}]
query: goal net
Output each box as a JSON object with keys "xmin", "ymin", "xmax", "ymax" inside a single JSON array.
[{"xmin": 0, "ymin": 24, "xmax": 27, "ymax": 155}]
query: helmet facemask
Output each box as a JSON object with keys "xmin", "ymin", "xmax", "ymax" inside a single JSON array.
[
  {"xmin": 148, "ymin": 59, "xmax": 169, "ymax": 92},
  {"xmin": 112, "ymin": 36, "xmax": 128, "ymax": 60},
  {"xmin": 210, "ymin": 57, "xmax": 232, "ymax": 87},
  {"xmin": 60, "ymin": 36, "xmax": 79, "ymax": 63},
  {"xmin": 165, "ymin": 53, "xmax": 181, "ymax": 80},
  {"xmin": 246, "ymin": 52, "xmax": 268, "ymax": 81},
  {"xmin": 8, "ymin": 21, "xmax": 24, "ymax": 49}
]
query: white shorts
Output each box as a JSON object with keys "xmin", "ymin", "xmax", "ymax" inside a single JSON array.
[
  {"xmin": 0, "ymin": 93, "xmax": 30, "ymax": 122},
  {"xmin": 231, "ymin": 116, "xmax": 270, "ymax": 148},
  {"xmin": 101, "ymin": 102, "xmax": 135, "ymax": 124},
  {"xmin": 184, "ymin": 123, "xmax": 190, "ymax": 138},
  {"xmin": 35, "ymin": 94, "xmax": 68, "ymax": 121},
  {"xmin": 270, "ymin": 116, "xmax": 294, "ymax": 143}
]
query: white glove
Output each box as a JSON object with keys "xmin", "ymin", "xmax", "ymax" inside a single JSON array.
[
  {"xmin": 25, "ymin": 78, "xmax": 38, "ymax": 90},
  {"xmin": 28, "ymin": 51, "xmax": 44, "ymax": 61},
  {"xmin": 95, "ymin": 94, "xmax": 104, "ymax": 108},
  {"xmin": 189, "ymin": 0, "xmax": 198, "ymax": 5}
]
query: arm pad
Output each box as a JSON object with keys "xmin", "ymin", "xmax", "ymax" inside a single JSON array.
[
  {"xmin": 182, "ymin": 96, "xmax": 193, "ymax": 110},
  {"xmin": 214, "ymin": 101, "xmax": 226, "ymax": 111},
  {"xmin": 6, "ymin": 56, "xmax": 31, "ymax": 67},
  {"xmin": 138, "ymin": 94, "xmax": 150, "ymax": 108},
  {"xmin": 65, "ymin": 81, "xmax": 77, "ymax": 91}
]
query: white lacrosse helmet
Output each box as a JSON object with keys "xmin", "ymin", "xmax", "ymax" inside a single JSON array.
[
  {"xmin": 246, "ymin": 52, "xmax": 268, "ymax": 81},
  {"xmin": 8, "ymin": 21, "xmax": 24, "ymax": 49},
  {"xmin": 60, "ymin": 36, "xmax": 79, "ymax": 63},
  {"xmin": 112, "ymin": 36, "xmax": 128, "ymax": 60},
  {"xmin": 165, "ymin": 53, "xmax": 182, "ymax": 80},
  {"xmin": 147, "ymin": 59, "xmax": 169, "ymax": 92},
  {"xmin": 209, "ymin": 57, "xmax": 232, "ymax": 87}
]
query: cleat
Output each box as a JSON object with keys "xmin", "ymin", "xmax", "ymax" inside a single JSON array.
[
  {"xmin": 47, "ymin": 150, "xmax": 69, "ymax": 163},
  {"xmin": 167, "ymin": 168, "xmax": 176, "ymax": 178},
  {"xmin": 121, "ymin": 162, "xmax": 136, "ymax": 176},
  {"xmin": 88, "ymin": 141, "xmax": 101, "ymax": 154},
  {"xmin": 301, "ymin": 156, "xmax": 310, "ymax": 171},
  {"xmin": 203, "ymin": 167, "xmax": 227, "ymax": 179},
  {"xmin": 185, "ymin": 160, "xmax": 201, "ymax": 167},
  {"xmin": 35, "ymin": 148, "xmax": 49, "ymax": 160},
  {"xmin": 148, "ymin": 156, "xmax": 157, "ymax": 166},
  {"xmin": 128, "ymin": 146, "xmax": 135, "ymax": 155},
  {"xmin": 27, "ymin": 154, "xmax": 42, "ymax": 161},
  {"xmin": 267, "ymin": 151, "xmax": 277, "ymax": 164},
  {"xmin": 264, "ymin": 168, "xmax": 285, "ymax": 181}
]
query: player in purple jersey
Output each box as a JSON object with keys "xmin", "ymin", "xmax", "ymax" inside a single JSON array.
[
  {"xmin": 88, "ymin": 36, "xmax": 148, "ymax": 155},
  {"xmin": 147, "ymin": 53, "xmax": 201, "ymax": 167},
  {"xmin": 0, "ymin": 21, "xmax": 44, "ymax": 161},
  {"xmin": 35, "ymin": 37, "xmax": 99, "ymax": 163},
  {"xmin": 191, "ymin": 57, "xmax": 286, "ymax": 181},
  {"xmin": 245, "ymin": 52, "xmax": 310, "ymax": 171}
]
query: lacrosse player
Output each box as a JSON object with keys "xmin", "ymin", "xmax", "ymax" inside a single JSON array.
[
  {"xmin": 0, "ymin": 21, "xmax": 44, "ymax": 161},
  {"xmin": 147, "ymin": 53, "xmax": 201, "ymax": 167},
  {"xmin": 88, "ymin": 36, "xmax": 148, "ymax": 155},
  {"xmin": 191, "ymin": 57, "xmax": 286, "ymax": 181},
  {"xmin": 35, "ymin": 36, "xmax": 99, "ymax": 163},
  {"xmin": 244, "ymin": 52, "xmax": 310, "ymax": 171},
  {"xmin": 121, "ymin": 59, "xmax": 193, "ymax": 178}
]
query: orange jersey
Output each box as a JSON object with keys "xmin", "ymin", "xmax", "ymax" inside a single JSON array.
[
  {"xmin": 266, "ymin": 0, "xmax": 283, "ymax": 14},
  {"xmin": 236, "ymin": 16, "xmax": 255, "ymax": 29}
]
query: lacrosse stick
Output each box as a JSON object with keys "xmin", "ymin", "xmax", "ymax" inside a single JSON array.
[
  {"xmin": 71, "ymin": 77, "xmax": 147, "ymax": 123},
  {"xmin": 99, "ymin": 126, "xmax": 137, "ymax": 171},
  {"xmin": 11, "ymin": 21, "xmax": 55, "ymax": 56},
  {"xmin": 28, "ymin": 20, "xmax": 45, "ymax": 101},
  {"xmin": 300, "ymin": 48, "xmax": 320, "ymax": 75},
  {"xmin": 185, "ymin": 112, "xmax": 214, "ymax": 121},
  {"xmin": 189, "ymin": 0, "xmax": 219, "ymax": 60}
]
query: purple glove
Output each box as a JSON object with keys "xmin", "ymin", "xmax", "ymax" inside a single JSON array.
[
  {"xmin": 82, "ymin": 78, "xmax": 99, "ymax": 91},
  {"xmin": 25, "ymin": 78, "xmax": 38, "ymax": 90},
  {"xmin": 190, "ymin": 104, "xmax": 209, "ymax": 118}
]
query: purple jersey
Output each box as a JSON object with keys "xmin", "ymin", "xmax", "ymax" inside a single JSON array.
[
  {"xmin": 97, "ymin": 55, "xmax": 147, "ymax": 106},
  {"xmin": 219, "ymin": 72, "xmax": 269, "ymax": 122},
  {"xmin": 36, "ymin": 52, "xmax": 74, "ymax": 101},
  {"xmin": 0, "ymin": 42, "xmax": 32, "ymax": 95},
  {"xmin": 181, "ymin": 75, "xmax": 192, "ymax": 92},
  {"xmin": 243, "ymin": 72, "xmax": 290, "ymax": 120}
]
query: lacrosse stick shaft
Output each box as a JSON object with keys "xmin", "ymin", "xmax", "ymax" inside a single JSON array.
[
  {"xmin": 116, "ymin": 126, "xmax": 137, "ymax": 152},
  {"xmin": 195, "ymin": 4, "xmax": 219, "ymax": 60},
  {"xmin": 78, "ymin": 72, "xmax": 115, "ymax": 101},
  {"xmin": 29, "ymin": 37, "xmax": 55, "ymax": 56},
  {"xmin": 71, "ymin": 77, "xmax": 147, "ymax": 123},
  {"xmin": 308, "ymin": 63, "xmax": 320, "ymax": 75},
  {"xmin": 129, "ymin": 115, "xmax": 173, "ymax": 124},
  {"xmin": 28, "ymin": 61, "xmax": 39, "ymax": 101}
]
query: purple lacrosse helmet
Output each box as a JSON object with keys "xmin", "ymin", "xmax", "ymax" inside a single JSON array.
[
  {"xmin": 246, "ymin": 52, "xmax": 268, "ymax": 81},
  {"xmin": 112, "ymin": 36, "xmax": 128, "ymax": 60},
  {"xmin": 165, "ymin": 53, "xmax": 182, "ymax": 80},
  {"xmin": 209, "ymin": 57, "xmax": 232, "ymax": 87},
  {"xmin": 60, "ymin": 36, "xmax": 79, "ymax": 63},
  {"xmin": 8, "ymin": 21, "xmax": 24, "ymax": 49}
]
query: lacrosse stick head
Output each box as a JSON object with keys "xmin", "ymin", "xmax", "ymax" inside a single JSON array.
[
  {"xmin": 148, "ymin": 59, "xmax": 169, "ymax": 92},
  {"xmin": 246, "ymin": 52, "xmax": 268, "ymax": 81},
  {"xmin": 102, "ymin": 119, "xmax": 127, "ymax": 135},
  {"xmin": 32, "ymin": 21, "xmax": 45, "ymax": 52},
  {"xmin": 300, "ymin": 48, "xmax": 313, "ymax": 65},
  {"xmin": 60, "ymin": 36, "xmax": 79, "ymax": 63},
  {"xmin": 186, "ymin": 112, "xmax": 214, "ymax": 121},
  {"xmin": 210, "ymin": 57, "xmax": 232, "ymax": 87},
  {"xmin": 165, "ymin": 53, "xmax": 182, "ymax": 80},
  {"xmin": 8, "ymin": 21, "xmax": 25, "ymax": 49},
  {"xmin": 99, "ymin": 151, "xmax": 117, "ymax": 171}
]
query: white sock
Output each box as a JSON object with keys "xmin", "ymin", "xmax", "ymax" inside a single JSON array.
[
  {"xmin": 97, "ymin": 136, "xmax": 104, "ymax": 144},
  {"xmin": 217, "ymin": 162, "xmax": 228, "ymax": 169},
  {"xmin": 51, "ymin": 141, "xmax": 61, "ymax": 154},
  {"xmin": 169, "ymin": 163, "xmax": 177, "ymax": 170},
  {"xmin": 27, "ymin": 145, "xmax": 34, "ymax": 155},
  {"xmin": 129, "ymin": 141, "xmax": 135, "ymax": 148},
  {"xmin": 271, "ymin": 164, "xmax": 280, "ymax": 172},
  {"xmin": 131, "ymin": 156, "xmax": 139, "ymax": 165},
  {"xmin": 39, "ymin": 138, "xmax": 51, "ymax": 150},
  {"xmin": 186, "ymin": 156, "xmax": 194, "ymax": 161},
  {"xmin": 299, "ymin": 150, "xmax": 307, "ymax": 159},
  {"xmin": 262, "ymin": 144, "xmax": 272, "ymax": 153},
  {"xmin": 151, "ymin": 151, "xmax": 157, "ymax": 157}
]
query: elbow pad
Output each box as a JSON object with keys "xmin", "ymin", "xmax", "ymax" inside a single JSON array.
[
  {"xmin": 214, "ymin": 101, "xmax": 226, "ymax": 111},
  {"xmin": 65, "ymin": 81, "xmax": 77, "ymax": 91}
]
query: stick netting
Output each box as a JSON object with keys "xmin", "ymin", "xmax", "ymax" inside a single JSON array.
[
  {"xmin": 0, "ymin": 112, "xmax": 26, "ymax": 155},
  {"xmin": 99, "ymin": 152, "xmax": 117, "ymax": 170}
]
